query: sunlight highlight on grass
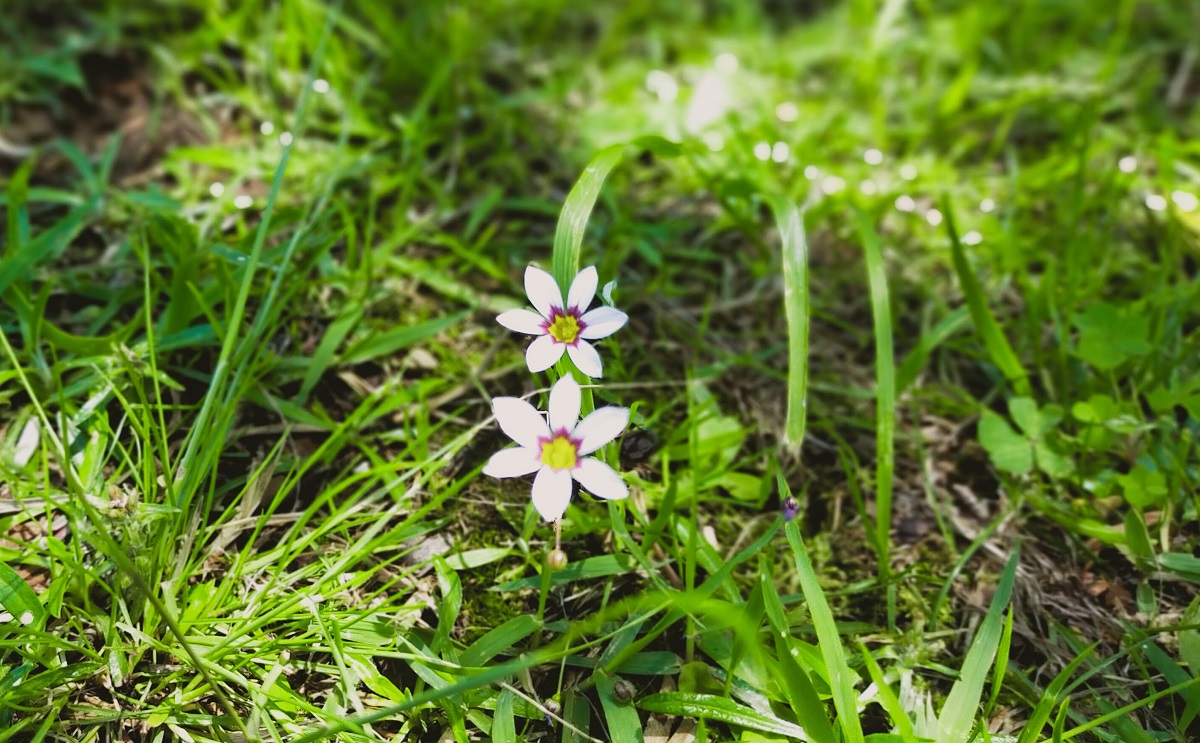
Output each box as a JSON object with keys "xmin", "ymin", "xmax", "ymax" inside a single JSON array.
[{"xmin": 766, "ymin": 194, "xmax": 810, "ymax": 448}]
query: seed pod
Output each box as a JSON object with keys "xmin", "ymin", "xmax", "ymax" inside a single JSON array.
[
  {"xmin": 612, "ymin": 677, "xmax": 635, "ymax": 704},
  {"xmin": 547, "ymin": 549, "xmax": 568, "ymax": 570},
  {"xmin": 544, "ymin": 697, "xmax": 561, "ymax": 716}
]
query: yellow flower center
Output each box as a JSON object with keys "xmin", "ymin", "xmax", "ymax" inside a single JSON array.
[
  {"xmin": 540, "ymin": 435, "xmax": 578, "ymax": 471},
  {"xmin": 547, "ymin": 314, "xmax": 582, "ymax": 344}
]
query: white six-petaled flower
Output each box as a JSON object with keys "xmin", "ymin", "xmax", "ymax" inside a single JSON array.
[
  {"xmin": 497, "ymin": 265, "xmax": 628, "ymax": 378},
  {"xmin": 483, "ymin": 375, "xmax": 629, "ymax": 522}
]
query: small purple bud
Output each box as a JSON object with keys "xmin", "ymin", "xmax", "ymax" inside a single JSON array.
[{"xmin": 782, "ymin": 497, "xmax": 800, "ymax": 522}]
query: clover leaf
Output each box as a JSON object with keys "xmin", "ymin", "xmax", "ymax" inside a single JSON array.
[
  {"xmin": 1073, "ymin": 302, "xmax": 1151, "ymax": 370},
  {"xmin": 979, "ymin": 396, "xmax": 1074, "ymax": 477}
]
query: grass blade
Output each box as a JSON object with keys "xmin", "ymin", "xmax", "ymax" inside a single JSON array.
[
  {"xmin": 759, "ymin": 557, "xmax": 838, "ymax": 743},
  {"xmin": 0, "ymin": 562, "xmax": 43, "ymax": 628},
  {"xmin": 781, "ymin": 480, "xmax": 865, "ymax": 743},
  {"xmin": 461, "ymin": 615, "xmax": 541, "ymax": 667},
  {"xmin": 941, "ymin": 197, "xmax": 1031, "ymax": 397},
  {"xmin": 494, "ymin": 688, "xmax": 517, "ymax": 743},
  {"xmin": 765, "ymin": 194, "xmax": 810, "ymax": 448},
  {"xmin": 853, "ymin": 210, "xmax": 896, "ymax": 577},
  {"xmin": 936, "ymin": 546, "xmax": 1020, "ymax": 743},
  {"xmin": 551, "ymin": 144, "xmax": 627, "ymax": 288},
  {"xmin": 895, "ymin": 307, "xmax": 969, "ymax": 394},
  {"xmin": 596, "ymin": 674, "xmax": 644, "ymax": 743},
  {"xmin": 550, "ymin": 136, "xmax": 683, "ymax": 289},
  {"xmin": 637, "ymin": 692, "xmax": 807, "ymax": 739}
]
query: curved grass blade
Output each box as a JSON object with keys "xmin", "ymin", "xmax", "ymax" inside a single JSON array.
[
  {"xmin": 765, "ymin": 194, "xmax": 810, "ymax": 448},
  {"xmin": 550, "ymin": 135, "xmax": 684, "ymax": 288},
  {"xmin": 941, "ymin": 197, "xmax": 1031, "ymax": 397},
  {"xmin": 551, "ymin": 144, "xmax": 626, "ymax": 288}
]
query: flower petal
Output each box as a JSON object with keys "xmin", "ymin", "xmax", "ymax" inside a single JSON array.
[
  {"xmin": 526, "ymin": 334, "xmax": 566, "ymax": 372},
  {"xmin": 483, "ymin": 447, "xmax": 541, "ymax": 478},
  {"xmin": 492, "ymin": 396, "xmax": 549, "ymax": 449},
  {"xmin": 497, "ymin": 308, "xmax": 548, "ymax": 336},
  {"xmin": 567, "ymin": 266, "xmax": 598, "ymax": 313},
  {"xmin": 548, "ymin": 375, "xmax": 581, "ymax": 432},
  {"xmin": 573, "ymin": 458, "xmax": 628, "ymax": 501},
  {"xmin": 579, "ymin": 306, "xmax": 628, "ymax": 340},
  {"xmin": 531, "ymin": 466, "xmax": 573, "ymax": 521},
  {"xmin": 566, "ymin": 340, "xmax": 603, "ymax": 378},
  {"xmin": 574, "ymin": 406, "xmax": 630, "ymax": 455},
  {"xmin": 524, "ymin": 265, "xmax": 563, "ymax": 319}
]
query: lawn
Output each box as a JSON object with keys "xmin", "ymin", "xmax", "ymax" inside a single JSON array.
[{"xmin": 2, "ymin": 0, "xmax": 1199, "ymax": 741}]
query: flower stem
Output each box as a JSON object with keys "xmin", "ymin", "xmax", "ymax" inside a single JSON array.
[{"xmin": 533, "ymin": 521, "xmax": 561, "ymax": 648}]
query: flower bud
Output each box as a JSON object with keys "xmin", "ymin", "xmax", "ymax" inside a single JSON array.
[
  {"xmin": 547, "ymin": 549, "xmax": 568, "ymax": 570},
  {"xmin": 782, "ymin": 496, "xmax": 800, "ymax": 522}
]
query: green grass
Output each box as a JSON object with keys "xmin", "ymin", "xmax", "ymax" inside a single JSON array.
[{"xmin": 2, "ymin": 0, "xmax": 1199, "ymax": 741}]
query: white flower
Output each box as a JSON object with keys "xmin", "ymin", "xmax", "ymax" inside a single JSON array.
[
  {"xmin": 497, "ymin": 265, "xmax": 628, "ymax": 378},
  {"xmin": 483, "ymin": 375, "xmax": 629, "ymax": 522}
]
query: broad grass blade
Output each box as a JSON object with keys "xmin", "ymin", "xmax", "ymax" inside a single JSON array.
[
  {"xmin": 596, "ymin": 674, "xmax": 644, "ymax": 743},
  {"xmin": 551, "ymin": 144, "xmax": 626, "ymax": 288},
  {"xmin": 0, "ymin": 562, "xmax": 43, "ymax": 628},
  {"xmin": 637, "ymin": 692, "xmax": 807, "ymax": 739},
  {"xmin": 936, "ymin": 546, "xmax": 1020, "ymax": 743},
  {"xmin": 551, "ymin": 136, "xmax": 683, "ymax": 289}
]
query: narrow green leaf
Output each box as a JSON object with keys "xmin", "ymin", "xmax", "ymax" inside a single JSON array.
[
  {"xmin": 853, "ymin": 210, "xmax": 896, "ymax": 577},
  {"xmin": 461, "ymin": 615, "xmax": 540, "ymax": 667},
  {"xmin": 1123, "ymin": 510, "xmax": 1154, "ymax": 560},
  {"xmin": 0, "ymin": 199, "xmax": 97, "ymax": 296},
  {"xmin": 858, "ymin": 644, "xmax": 916, "ymax": 742},
  {"xmin": 986, "ymin": 606, "xmax": 1014, "ymax": 714},
  {"xmin": 936, "ymin": 546, "xmax": 1020, "ymax": 743},
  {"xmin": 562, "ymin": 686, "xmax": 590, "ymax": 743},
  {"xmin": 552, "ymin": 144, "xmax": 627, "ymax": 289},
  {"xmin": 1157, "ymin": 553, "xmax": 1200, "ymax": 582},
  {"xmin": 780, "ymin": 486, "xmax": 865, "ymax": 743},
  {"xmin": 299, "ymin": 301, "xmax": 365, "ymax": 401},
  {"xmin": 341, "ymin": 312, "xmax": 466, "ymax": 365},
  {"xmin": 637, "ymin": 693, "xmax": 807, "ymax": 739},
  {"xmin": 493, "ymin": 688, "xmax": 517, "ymax": 743},
  {"xmin": 896, "ymin": 307, "xmax": 969, "ymax": 393},
  {"xmin": 492, "ymin": 554, "xmax": 633, "ymax": 592},
  {"xmin": 444, "ymin": 548, "xmax": 512, "ymax": 570},
  {"xmin": 0, "ymin": 562, "xmax": 43, "ymax": 629},
  {"xmin": 942, "ymin": 198, "xmax": 1030, "ymax": 396},
  {"xmin": 567, "ymin": 651, "xmax": 683, "ymax": 676},
  {"xmin": 765, "ymin": 194, "xmax": 810, "ymax": 448},
  {"xmin": 549, "ymin": 136, "xmax": 683, "ymax": 289},
  {"xmin": 596, "ymin": 675, "xmax": 644, "ymax": 743},
  {"xmin": 759, "ymin": 561, "xmax": 838, "ymax": 743},
  {"xmin": 1141, "ymin": 640, "xmax": 1200, "ymax": 726}
]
